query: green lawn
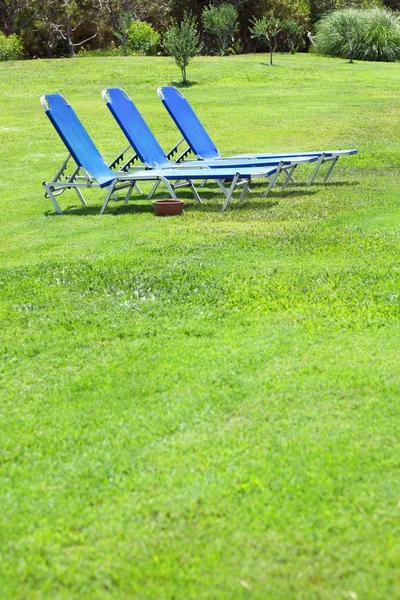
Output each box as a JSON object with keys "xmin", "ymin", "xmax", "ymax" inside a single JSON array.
[{"xmin": 1, "ymin": 53, "xmax": 400, "ymax": 599}]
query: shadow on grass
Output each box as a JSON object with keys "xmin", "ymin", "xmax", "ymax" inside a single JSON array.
[
  {"xmin": 282, "ymin": 180, "xmax": 360, "ymax": 188},
  {"xmin": 44, "ymin": 202, "xmax": 155, "ymax": 217},
  {"xmin": 319, "ymin": 180, "xmax": 360, "ymax": 188},
  {"xmin": 246, "ymin": 184, "xmax": 318, "ymax": 198},
  {"xmin": 44, "ymin": 185, "xmax": 322, "ymax": 217},
  {"xmin": 171, "ymin": 80, "xmax": 197, "ymax": 88}
]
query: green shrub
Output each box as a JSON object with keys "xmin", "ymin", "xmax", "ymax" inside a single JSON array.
[
  {"xmin": 127, "ymin": 20, "xmax": 160, "ymax": 56},
  {"xmin": 0, "ymin": 32, "xmax": 23, "ymax": 61},
  {"xmin": 314, "ymin": 7, "xmax": 400, "ymax": 63},
  {"xmin": 282, "ymin": 19, "xmax": 305, "ymax": 54},
  {"xmin": 78, "ymin": 44, "xmax": 121, "ymax": 58}
]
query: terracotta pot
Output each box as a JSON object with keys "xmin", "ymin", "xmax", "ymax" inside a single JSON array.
[{"xmin": 153, "ymin": 199, "xmax": 184, "ymax": 217}]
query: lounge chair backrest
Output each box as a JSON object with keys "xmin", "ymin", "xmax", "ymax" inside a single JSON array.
[
  {"xmin": 158, "ymin": 87, "xmax": 221, "ymax": 160},
  {"xmin": 104, "ymin": 88, "xmax": 170, "ymax": 169},
  {"xmin": 42, "ymin": 94, "xmax": 114, "ymax": 185}
]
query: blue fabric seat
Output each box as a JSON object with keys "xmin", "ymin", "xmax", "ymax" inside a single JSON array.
[
  {"xmin": 157, "ymin": 86, "xmax": 358, "ymax": 185},
  {"xmin": 41, "ymin": 93, "xmax": 281, "ymax": 214},
  {"xmin": 45, "ymin": 94, "xmax": 118, "ymax": 188},
  {"xmin": 103, "ymin": 87, "xmax": 317, "ymax": 172}
]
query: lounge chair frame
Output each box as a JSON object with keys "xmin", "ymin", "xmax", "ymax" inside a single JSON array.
[
  {"xmin": 44, "ymin": 157, "xmax": 282, "ymax": 215},
  {"xmin": 41, "ymin": 94, "xmax": 285, "ymax": 214},
  {"xmin": 157, "ymin": 86, "xmax": 357, "ymax": 186},
  {"xmin": 101, "ymin": 88, "xmax": 318, "ymax": 206},
  {"xmin": 42, "ymin": 149, "xmax": 181, "ymax": 216},
  {"xmin": 165, "ymin": 138, "xmax": 348, "ymax": 187}
]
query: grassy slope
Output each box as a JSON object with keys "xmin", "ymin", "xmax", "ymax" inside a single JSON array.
[{"xmin": 0, "ymin": 53, "xmax": 400, "ymax": 599}]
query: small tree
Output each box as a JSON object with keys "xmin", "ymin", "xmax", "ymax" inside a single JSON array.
[
  {"xmin": 202, "ymin": 4, "xmax": 238, "ymax": 56},
  {"xmin": 282, "ymin": 19, "xmax": 304, "ymax": 54},
  {"xmin": 249, "ymin": 14, "xmax": 283, "ymax": 66},
  {"xmin": 115, "ymin": 11, "xmax": 134, "ymax": 56},
  {"xmin": 163, "ymin": 14, "xmax": 201, "ymax": 83}
]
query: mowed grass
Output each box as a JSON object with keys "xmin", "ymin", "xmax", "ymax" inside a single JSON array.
[{"xmin": 1, "ymin": 53, "xmax": 400, "ymax": 599}]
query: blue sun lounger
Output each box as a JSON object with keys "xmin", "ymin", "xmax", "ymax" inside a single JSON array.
[
  {"xmin": 157, "ymin": 86, "xmax": 358, "ymax": 186},
  {"xmin": 102, "ymin": 87, "xmax": 318, "ymax": 197},
  {"xmin": 41, "ymin": 94, "xmax": 280, "ymax": 213}
]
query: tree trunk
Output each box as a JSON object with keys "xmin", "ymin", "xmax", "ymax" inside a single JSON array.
[
  {"xmin": 107, "ymin": 0, "xmax": 118, "ymax": 33},
  {"xmin": 182, "ymin": 65, "xmax": 187, "ymax": 82},
  {"xmin": 269, "ymin": 48, "xmax": 273, "ymax": 66},
  {"xmin": 66, "ymin": 15, "xmax": 74, "ymax": 57},
  {"xmin": 222, "ymin": 32, "xmax": 228, "ymax": 55},
  {"xmin": 0, "ymin": 5, "xmax": 14, "ymax": 35},
  {"xmin": 122, "ymin": 32, "xmax": 127, "ymax": 56}
]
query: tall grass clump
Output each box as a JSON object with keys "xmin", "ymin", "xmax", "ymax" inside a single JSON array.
[
  {"xmin": 314, "ymin": 7, "xmax": 400, "ymax": 62},
  {"xmin": 363, "ymin": 8, "xmax": 400, "ymax": 62}
]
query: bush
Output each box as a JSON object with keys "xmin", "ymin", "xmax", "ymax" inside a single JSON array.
[
  {"xmin": 78, "ymin": 44, "xmax": 121, "ymax": 58},
  {"xmin": 282, "ymin": 19, "xmax": 304, "ymax": 54},
  {"xmin": 314, "ymin": 7, "xmax": 400, "ymax": 63},
  {"xmin": 0, "ymin": 32, "xmax": 23, "ymax": 61},
  {"xmin": 127, "ymin": 20, "xmax": 161, "ymax": 56}
]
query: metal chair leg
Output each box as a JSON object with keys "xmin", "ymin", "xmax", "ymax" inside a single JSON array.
[
  {"xmin": 147, "ymin": 180, "xmax": 160, "ymax": 199},
  {"xmin": 124, "ymin": 183, "xmax": 135, "ymax": 205},
  {"xmin": 189, "ymin": 181, "xmax": 202, "ymax": 204},
  {"xmin": 216, "ymin": 179, "xmax": 229, "ymax": 197},
  {"xmin": 220, "ymin": 174, "xmax": 240, "ymax": 212},
  {"xmin": 164, "ymin": 179, "xmax": 178, "ymax": 200},
  {"xmin": 307, "ymin": 155, "xmax": 325, "ymax": 186},
  {"xmin": 100, "ymin": 183, "xmax": 116, "ymax": 214},
  {"xmin": 239, "ymin": 181, "xmax": 249, "ymax": 202},
  {"xmin": 281, "ymin": 165, "xmax": 297, "ymax": 190},
  {"xmin": 75, "ymin": 187, "xmax": 87, "ymax": 206},
  {"xmin": 46, "ymin": 185, "xmax": 63, "ymax": 214},
  {"xmin": 263, "ymin": 164, "xmax": 283, "ymax": 198},
  {"xmin": 323, "ymin": 157, "xmax": 338, "ymax": 182}
]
